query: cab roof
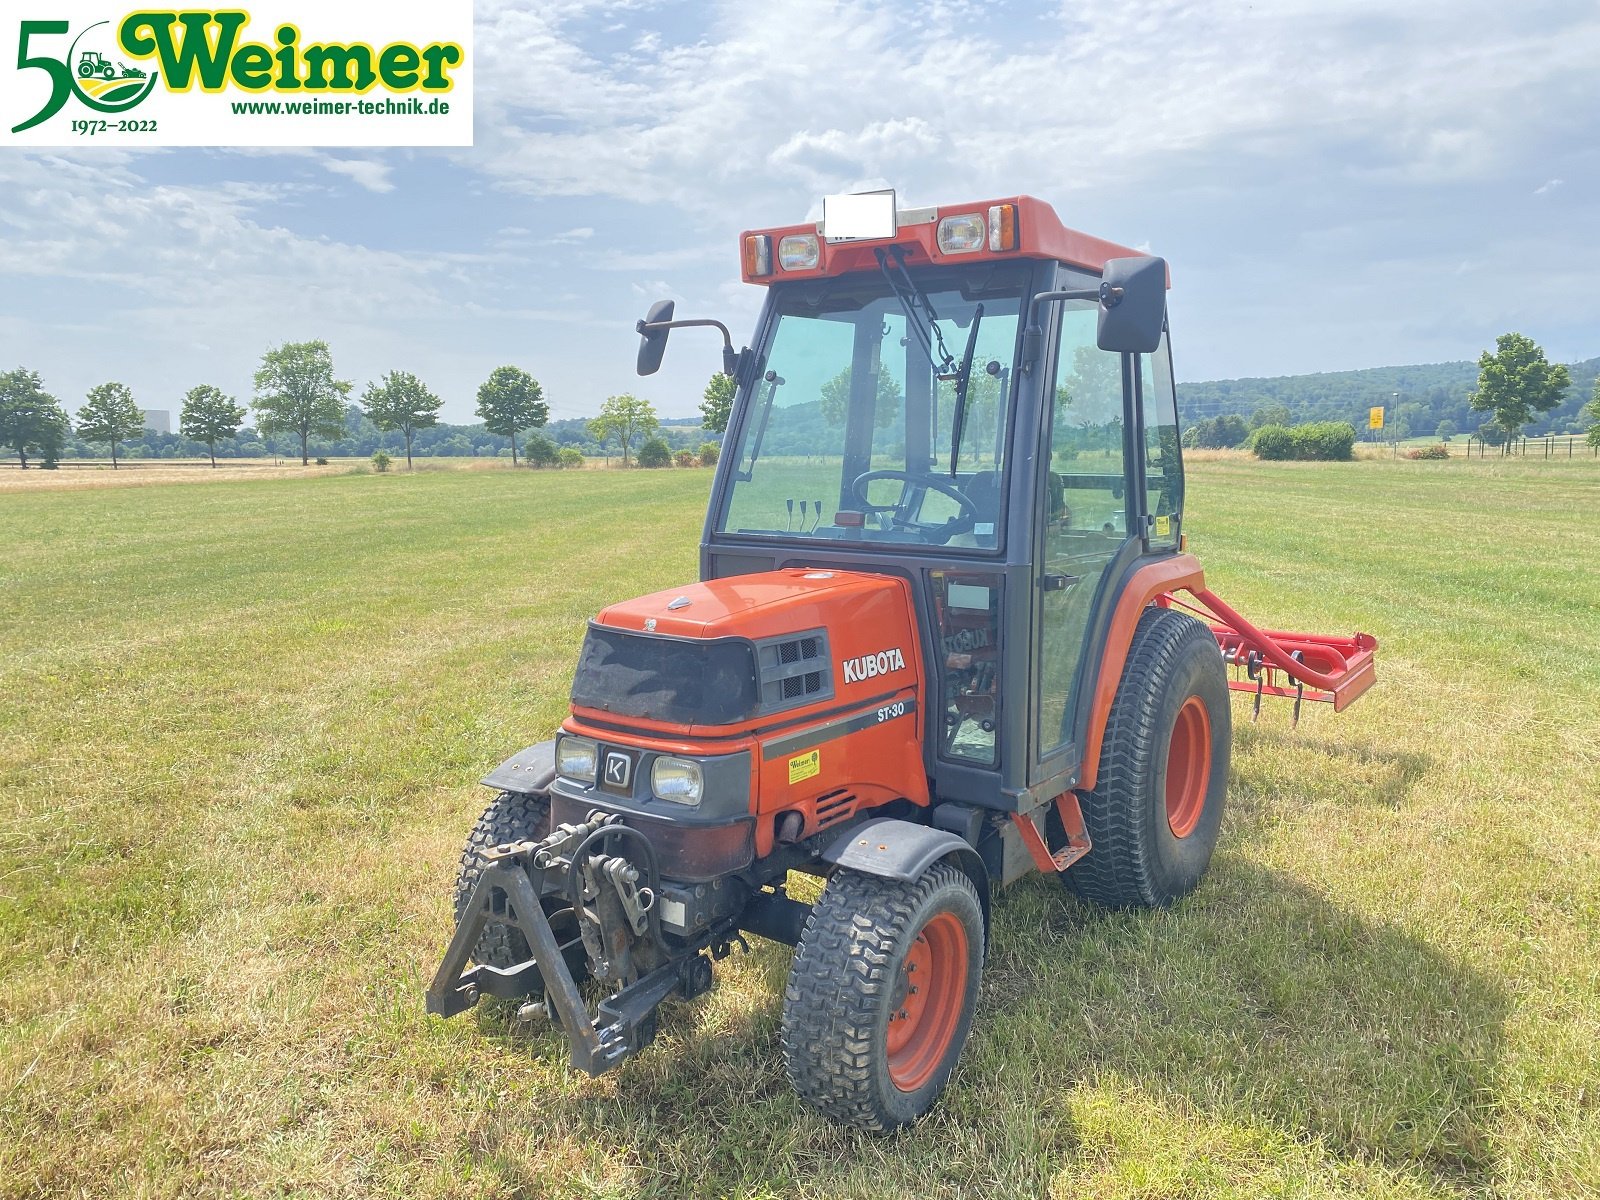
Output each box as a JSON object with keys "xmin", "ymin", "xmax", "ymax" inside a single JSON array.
[{"xmin": 738, "ymin": 195, "xmax": 1152, "ymax": 285}]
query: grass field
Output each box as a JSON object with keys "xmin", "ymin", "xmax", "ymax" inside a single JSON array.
[{"xmin": 2, "ymin": 458, "xmax": 1597, "ymax": 1199}]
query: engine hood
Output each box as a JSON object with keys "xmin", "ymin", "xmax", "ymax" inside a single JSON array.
[{"xmin": 593, "ymin": 568, "xmax": 905, "ymax": 642}]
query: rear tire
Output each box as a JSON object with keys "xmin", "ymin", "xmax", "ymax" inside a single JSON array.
[
  {"xmin": 781, "ymin": 861, "xmax": 984, "ymax": 1132},
  {"xmin": 454, "ymin": 790, "xmax": 572, "ymax": 972},
  {"xmin": 1067, "ymin": 607, "xmax": 1230, "ymax": 908}
]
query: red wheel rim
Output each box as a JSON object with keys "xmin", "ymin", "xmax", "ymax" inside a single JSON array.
[
  {"xmin": 1165, "ymin": 695, "xmax": 1211, "ymax": 838},
  {"xmin": 885, "ymin": 911, "xmax": 968, "ymax": 1092}
]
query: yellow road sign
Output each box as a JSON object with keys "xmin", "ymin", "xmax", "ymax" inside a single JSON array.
[{"xmin": 1369, "ymin": 407, "xmax": 1385, "ymax": 430}]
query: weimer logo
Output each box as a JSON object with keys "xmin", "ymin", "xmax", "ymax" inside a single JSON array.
[
  {"xmin": 11, "ymin": 19, "xmax": 161, "ymax": 131},
  {"xmin": 4, "ymin": 3, "xmax": 473, "ymax": 148}
]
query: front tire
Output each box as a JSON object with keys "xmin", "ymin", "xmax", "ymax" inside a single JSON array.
[
  {"xmin": 1067, "ymin": 607, "xmax": 1230, "ymax": 908},
  {"xmin": 781, "ymin": 861, "xmax": 984, "ymax": 1131}
]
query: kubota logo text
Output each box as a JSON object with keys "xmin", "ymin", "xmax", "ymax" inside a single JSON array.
[
  {"xmin": 3, "ymin": 3, "xmax": 473, "ymax": 148},
  {"xmin": 841, "ymin": 647, "xmax": 907, "ymax": 685}
]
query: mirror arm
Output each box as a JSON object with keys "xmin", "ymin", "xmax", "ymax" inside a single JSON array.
[
  {"xmin": 636, "ymin": 317, "xmax": 739, "ymax": 376},
  {"xmin": 1021, "ymin": 283, "xmax": 1129, "ymax": 374}
]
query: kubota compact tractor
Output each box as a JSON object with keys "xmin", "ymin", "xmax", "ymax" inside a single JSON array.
[{"xmin": 427, "ymin": 192, "xmax": 1377, "ymax": 1131}]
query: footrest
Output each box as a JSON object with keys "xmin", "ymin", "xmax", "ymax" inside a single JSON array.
[{"xmin": 1011, "ymin": 792, "xmax": 1093, "ymax": 876}]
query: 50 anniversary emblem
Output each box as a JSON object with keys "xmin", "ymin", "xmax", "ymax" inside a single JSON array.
[{"xmin": 3, "ymin": 3, "xmax": 472, "ymax": 147}]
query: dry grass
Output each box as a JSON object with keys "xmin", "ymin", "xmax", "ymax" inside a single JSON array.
[{"xmin": 1, "ymin": 458, "xmax": 1596, "ymax": 1198}]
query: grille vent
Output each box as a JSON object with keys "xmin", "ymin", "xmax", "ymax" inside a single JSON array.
[
  {"xmin": 813, "ymin": 788, "xmax": 856, "ymax": 828},
  {"xmin": 756, "ymin": 629, "xmax": 833, "ymax": 712}
]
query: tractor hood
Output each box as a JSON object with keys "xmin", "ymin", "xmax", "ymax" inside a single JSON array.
[
  {"xmin": 574, "ymin": 569, "xmax": 922, "ymax": 735},
  {"xmin": 595, "ymin": 569, "xmax": 901, "ymax": 641}
]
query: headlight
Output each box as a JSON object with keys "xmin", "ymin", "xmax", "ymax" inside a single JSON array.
[
  {"xmin": 651, "ymin": 756, "xmax": 703, "ymax": 806},
  {"xmin": 937, "ymin": 213, "xmax": 985, "ymax": 253},
  {"xmin": 778, "ymin": 233, "xmax": 819, "ymax": 270},
  {"xmin": 556, "ymin": 736, "xmax": 598, "ymax": 783}
]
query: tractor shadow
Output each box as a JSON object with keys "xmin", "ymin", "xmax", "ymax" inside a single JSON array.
[{"xmin": 977, "ymin": 858, "xmax": 1508, "ymax": 1190}]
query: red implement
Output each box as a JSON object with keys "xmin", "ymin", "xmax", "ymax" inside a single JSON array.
[{"xmin": 1162, "ymin": 588, "xmax": 1378, "ymax": 714}]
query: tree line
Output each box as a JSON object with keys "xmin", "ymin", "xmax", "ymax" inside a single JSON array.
[
  {"xmin": 0, "ymin": 341, "xmax": 722, "ymax": 470},
  {"xmin": 1177, "ymin": 332, "xmax": 1599, "ymax": 452},
  {"xmin": 7, "ymin": 331, "xmax": 1597, "ymax": 469}
]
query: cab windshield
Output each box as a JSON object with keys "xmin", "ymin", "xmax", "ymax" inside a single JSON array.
[{"xmin": 716, "ymin": 265, "xmax": 1029, "ymax": 551}]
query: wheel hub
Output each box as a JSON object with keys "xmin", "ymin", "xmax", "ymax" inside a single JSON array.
[
  {"xmin": 884, "ymin": 911, "xmax": 968, "ymax": 1092},
  {"xmin": 1165, "ymin": 695, "xmax": 1212, "ymax": 838}
]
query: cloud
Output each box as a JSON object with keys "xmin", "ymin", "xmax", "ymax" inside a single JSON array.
[
  {"xmin": 319, "ymin": 157, "xmax": 396, "ymax": 193},
  {"xmin": 1534, "ymin": 178, "xmax": 1564, "ymax": 196}
]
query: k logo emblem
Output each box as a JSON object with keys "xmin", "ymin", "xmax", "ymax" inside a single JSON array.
[{"xmin": 603, "ymin": 752, "xmax": 631, "ymax": 788}]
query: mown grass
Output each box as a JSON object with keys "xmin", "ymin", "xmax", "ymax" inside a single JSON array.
[{"xmin": 1, "ymin": 458, "xmax": 1596, "ymax": 1199}]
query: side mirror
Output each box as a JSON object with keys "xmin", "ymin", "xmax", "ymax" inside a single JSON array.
[
  {"xmin": 635, "ymin": 299, "xmax": 675, "ymax": 376},
  {"xmin": 1096, "ymin": 256, "xmax": 1167, "ymax": 353}
]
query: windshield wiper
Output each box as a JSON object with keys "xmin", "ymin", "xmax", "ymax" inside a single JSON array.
[
  {"xmin": 949, "ymin": 303, "xmax": 984, "ymax": 478},
  {"xmin": 875, "ymin": 245, "xmax": 956, "ymax": 378}
]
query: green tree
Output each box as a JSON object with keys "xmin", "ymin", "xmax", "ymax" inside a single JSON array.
[
  {"xmin": 253, "ymin": 340, "xmax": 352, "ymax": 466},
  {"xmin": 1469, "ymin": 333, "xmax": 1571, "ymax": 454},
  {"xmin": 820, "ymin": 367, "xmax": 901, "ymax": 428},
  {"xmin": 361, "ymin": 370, "xmax": 442, "ymax": 470},
  {"xmin": 1251, "ymin": 403, "xmax": 1291, "ymax": 430},
  {"xmin": 636, "ymin": 436, "xmax": 672, "ymax": 468},
  {"xmin": 1436, "ymin": 419, "xmax": 1457, "ymax": 441},
  {"xmin": 589, "ymin": 394, "xmax": 658, "ymax": 467},
  {"xmin": 179, "ymin": 384, "xmax": 247, "ymax": 467},
  {"xmin": 523, "ymin": 432, "xmax": 559, "ymax": 468},
  {"xmin": 1584, "ymin": 379, "xmax": 1600, "ymax": 450},
  {"xmin": 0, "ymin": 368, "xmax": 70, "ymax": 469},
  {"xmin": 76, "ymin": 381, "xmax": 144, "ymax": 469},
  {"xmin": 700, "ymin": 372, "xmax": 736, "ymax": 434},
  {"xmin": 474, "ymin": 365, "xmax": 547, "ymax": 466}
]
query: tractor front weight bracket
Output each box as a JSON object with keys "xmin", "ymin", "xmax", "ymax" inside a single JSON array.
[{"xmin": 425, "ymin": 823, "xmax": 714, "ymax": 1078}]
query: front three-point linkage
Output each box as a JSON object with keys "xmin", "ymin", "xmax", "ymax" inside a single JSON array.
[{"xmin": 427, "ymin": 810, "xmax": 736, "ymax": 1076}]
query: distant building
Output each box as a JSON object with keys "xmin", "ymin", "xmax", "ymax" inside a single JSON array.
[{"xmin": 142, "ymin": 409, "xmax": 171, "ymax": 434}]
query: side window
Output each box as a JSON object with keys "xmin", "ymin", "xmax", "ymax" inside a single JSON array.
[
  {"xmin": 1140, "ymin": 331, "xmax": 1183, "ymax": 546},
  {"xmin": 1035, "ymin": 302, "xmax": 1128, "ymax": 759}
]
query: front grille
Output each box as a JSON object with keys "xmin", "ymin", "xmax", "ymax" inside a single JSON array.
[{"xmin": 756, "ymin": 630, "xmax": 833, "ymax": 712}]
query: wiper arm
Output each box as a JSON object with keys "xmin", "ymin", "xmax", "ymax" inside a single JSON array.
[
  {"xmin": 949, "ymin": 304, "xmax": 984, "ymax": 478},
  {"xmin": 875, "ymin": 245, "xmax": 956, "ymax": 378}
]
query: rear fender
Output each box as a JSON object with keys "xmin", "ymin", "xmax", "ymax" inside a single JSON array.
[
  {"xmin": 481, "ymin": 740, "xmax": 557, "ymax": 796},
  {"xmin": 820, "ymin": 818, "xmax": 991, "ymax": 941}
]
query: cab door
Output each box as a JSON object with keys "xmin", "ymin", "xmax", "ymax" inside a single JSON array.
[{"xmin": 1029, "ymin": 295, "xmax": 1133, "ymax": 783}]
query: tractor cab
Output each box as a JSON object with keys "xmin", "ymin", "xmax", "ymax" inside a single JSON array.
[{"xmin": 650, "ymin": 194, "xmax": 1183, "ymax": 813}]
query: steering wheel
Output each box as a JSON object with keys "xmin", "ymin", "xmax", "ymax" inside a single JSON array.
[{"xmin": 850, "ymin": 470, "xmax": 977, "ymax": 544}]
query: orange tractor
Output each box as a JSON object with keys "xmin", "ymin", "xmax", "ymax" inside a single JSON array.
[{"xmin": 428, "ymin": 193, "xmax": 1377, "ymax": 1130}]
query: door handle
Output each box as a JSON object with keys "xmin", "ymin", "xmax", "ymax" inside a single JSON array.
[{"xmin": 1041, "ymin": 573, "xmax": 1079, "ymax": 593}]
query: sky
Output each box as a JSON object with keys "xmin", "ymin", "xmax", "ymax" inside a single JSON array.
[{"xmin": 1, "ymin": 0, "xmax": 1596, "ymax": 424}]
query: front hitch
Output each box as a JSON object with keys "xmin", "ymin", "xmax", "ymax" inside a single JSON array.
[{"xmin": 426, "ymin": 812, "xmax": 715, "ymax": 1076}]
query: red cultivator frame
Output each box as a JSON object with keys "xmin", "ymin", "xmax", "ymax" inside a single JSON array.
[{"xmin": 1160, "ymin": 589, "xmax": 1378, "ymax": 724}]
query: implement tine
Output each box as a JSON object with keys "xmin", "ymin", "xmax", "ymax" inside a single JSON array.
[{"xmin": 1290, "ymin": 651, "xmax": 1305, "ymax": 729}]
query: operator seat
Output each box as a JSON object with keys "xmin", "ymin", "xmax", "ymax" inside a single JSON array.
[{"xmin": 947, "ymin": 469, "xmax": 1001, "ymax": 548}]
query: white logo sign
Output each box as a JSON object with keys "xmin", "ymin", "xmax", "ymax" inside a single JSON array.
[{"xmin": 842, "ymin": 646, "xmax": 907, "ymax": 685}]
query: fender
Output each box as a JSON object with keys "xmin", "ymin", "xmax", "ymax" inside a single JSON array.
[
  {"xmin": 1075, "ymin": 554, "xmax": 1206, "ymax": 793},
  {"xmin": 821, "ymin": 817, "xmax": 991, "ymax": 937},
  {"xmin": 479, "ymin": 739, "xmax": 557, "ymax": 796}
]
